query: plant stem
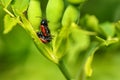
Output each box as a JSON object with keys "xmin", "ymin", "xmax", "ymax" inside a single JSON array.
[
  {"xmin": 57, "ymin": 60, "xmax": 72, "ymax": 80},
  {"xmin": 3, "ymin": 8, "xmax": 15, "ymax": 17}
]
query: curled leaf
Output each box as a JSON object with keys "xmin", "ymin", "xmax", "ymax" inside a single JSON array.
[{"xmin": 84, "ymin": 53, "xmax": 93, "ymax": 77}]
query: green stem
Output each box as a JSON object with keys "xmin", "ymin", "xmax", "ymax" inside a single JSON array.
[
  {"xmin": 57, "ymin": 60, "xmax": 72, "ymax": 80},
  {"xmin": 3, "ymin": 8, "xmax": 15, "ymax": 17}
]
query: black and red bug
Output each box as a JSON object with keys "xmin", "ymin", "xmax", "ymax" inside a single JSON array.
[
  {"xmin": 37, "ymin": 32, "xmax": 52, "ymax": 43},
  {"xmin": 40, "ymin": 19, "xmax": 51, "ymax": 37},
  {"xmin": 37, "ymin": 19, "xmax": 52, "ymax": 44}
]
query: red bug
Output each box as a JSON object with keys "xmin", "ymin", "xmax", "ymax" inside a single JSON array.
[
  {"xmin": 37, "ymin": 32, "xmax": 52, "ymax": 43},
  {"xmin": 40, "ymin": 19, "xmax": 51, "ymax": 37},
  {"xmin": 37, "ymin": 19, "xmax": 52, "ymax": 43}
]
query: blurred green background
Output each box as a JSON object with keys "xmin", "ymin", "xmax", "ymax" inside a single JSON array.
[{"xmin": 0, "ymin": 0, "xmax": 120, "ymax": 80}]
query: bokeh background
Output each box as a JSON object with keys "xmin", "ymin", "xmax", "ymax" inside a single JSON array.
[{"xmin": 0, "ymin": 0, "xmax": 120, "ymax": 80}]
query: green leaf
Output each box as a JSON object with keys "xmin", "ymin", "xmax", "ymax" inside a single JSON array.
[
  {"xmin": 62, "ymin": 5, "xmax": 79, "ymax": 27},
  {"xmin": 3, "ymin": 14, "xmax": 17, "ymax": 34},
  {"xmin": 27, "ymin": 0, "xmax": 42, "ymax": 32},
  {"xmin": 46, "ymin": 0, "xmax": 64, "ymax": 23},
  {"xmin": 46, "ymin": 0, "xmax": 65, "ymax": 31},
  {"xmin": 11, "ymin": 0, "xmax": 29, "ymax": 16},
  {"xmin": 1, "ymin": 0, "xmax": 12, "ymax": 8},
  {"xmin": 100, "ymin": 22, "xmax": 115, "ymax": 38},
  {"xmin": 80, "ymin": 15, "xmax": 100, "ymax": 33}
]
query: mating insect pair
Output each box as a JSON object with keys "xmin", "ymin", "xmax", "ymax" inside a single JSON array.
[{"xmin": 37, "ymin": 19, "xmax": 52, "ymax": 43}]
